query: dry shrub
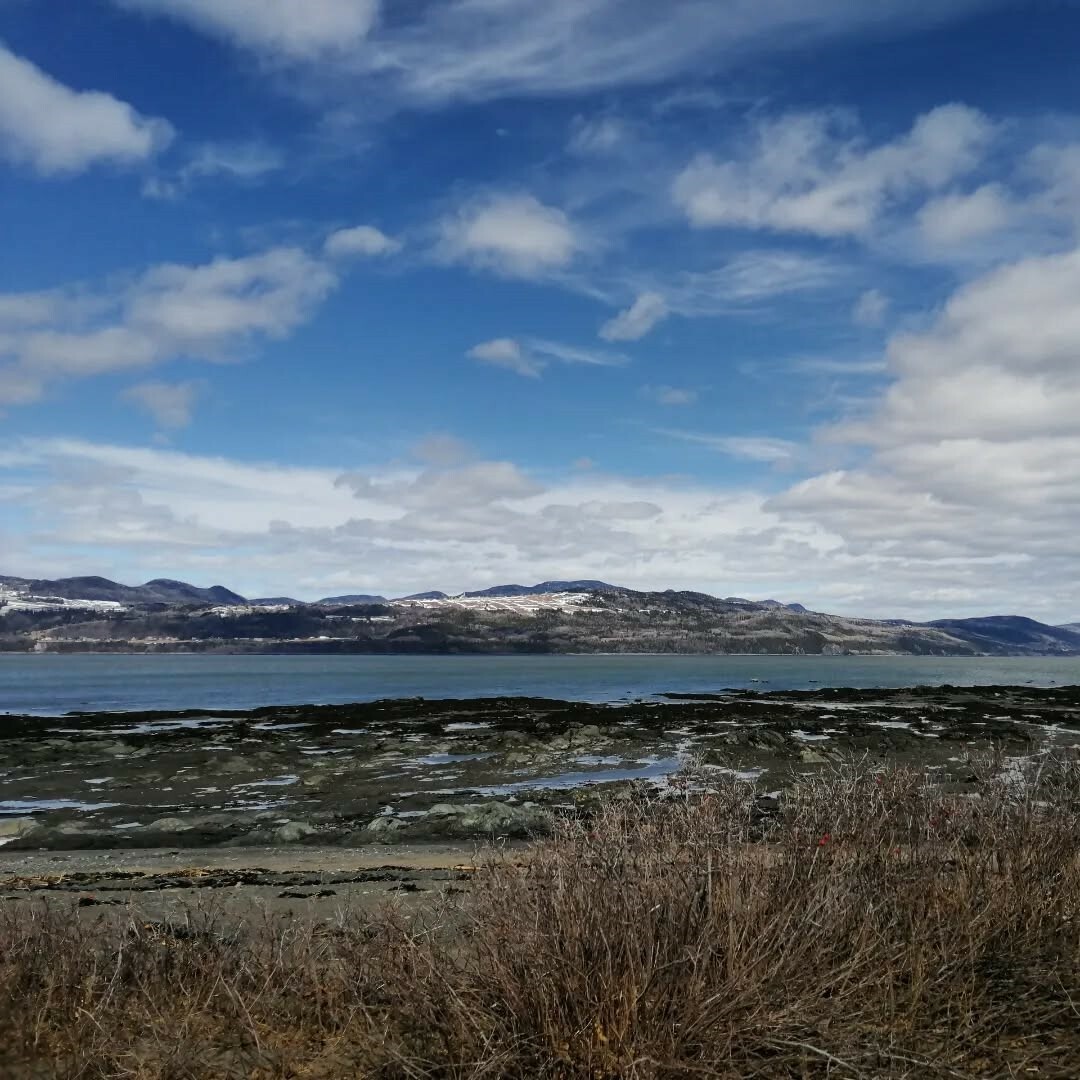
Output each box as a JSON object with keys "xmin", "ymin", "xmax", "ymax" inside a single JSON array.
[{"xmin": 3, "ymin": 754, "xmax": 1080, "ymax": 1078}]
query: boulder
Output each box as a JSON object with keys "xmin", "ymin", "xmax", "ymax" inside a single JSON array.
[
  {"xmin": 359, "ymin": 801, "xmax": 551, "ymax": 842},
  {"xmin": 0, "ymin": 817, "xmax": 44, "ymax": 844},
  {"xmin": 274, "ymin": 821, "xmax": 316, "ymax": 844}
]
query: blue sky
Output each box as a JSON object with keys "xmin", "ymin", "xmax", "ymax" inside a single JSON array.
[{"xmin": 1, "ymin": 0, "xmax": 1079, "ymax": 620}]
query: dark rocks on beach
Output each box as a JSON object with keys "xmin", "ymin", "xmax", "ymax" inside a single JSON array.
[{"xmin": 2, "ymin": 685, "xmax": 1078, "ymax": 852}]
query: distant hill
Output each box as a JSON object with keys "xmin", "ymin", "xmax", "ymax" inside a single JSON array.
[
  {"xmin": 463, "ymin": 580, "xmax": 619, "ymax": 598},
  {"xmin": 317, "ymin": 594, "xmax": 388, "ymax": 606},
  {"xmin": 0, "ymin": 575, "xmax": 246, "ymax": 606},
  {"xmin": 4, "ymin": 571, "xmax": 1079, "ymax": 657},
  {"xmin": 927, "ymin": 616, "xmax": 1080, "ymax": 654}
]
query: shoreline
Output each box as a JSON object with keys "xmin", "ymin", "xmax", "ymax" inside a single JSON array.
[{"xmin": 3, "ymin": 684, "xmax": 1079, "ymax": 856}]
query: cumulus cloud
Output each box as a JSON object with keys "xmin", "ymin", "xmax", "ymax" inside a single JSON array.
[
  {"xmin": 114, "ymin": 0, "xmax": 378, "ymax": 60},
  {"xmin": 123, "ymin": 380, "xmax": 201, "ymax": 429},
  {"xmin": 600, "ymin": 292, "xmax": 669, "ymax": 341},
  {"xmin": 916, "ymin": 183, "xmax": 1013, "ymax": 245},
  {"xmin": 0, "ymin": 247, "xmax": 337, "ymax": 404},
  {"xmin": 439, "ymin": 194, "xmax": 580, "ymax": 278},
  {"xmin": 324, "ymin": 224, "xmax": 402, "ymax": 258},
  {"xmin": 764, "ymin": 244, "xmax": 1080, "ymax": 617},
  {"xmin": 0, "ymin": 42, "xmax": 172, "ymax": 175},
  {"xmin": 673, "ymin": 104, "xmax": 993, "ymax": 238}
]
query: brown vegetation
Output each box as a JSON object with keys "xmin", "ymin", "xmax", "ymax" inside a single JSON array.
[{"xmin": 3, "ymin": 752, "xmax": 1080, "ymax": 1078}]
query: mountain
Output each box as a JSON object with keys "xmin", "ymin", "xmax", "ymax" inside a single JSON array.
[
  {"xmin": 317, "ymin": 594, "xmax": 388, "ymax": 606},
  {"xmin": 0, "ymin": 575, "xmax": 246, "ymax": 606},
  {"xmin": 927, "ymin": 616, "xmax": 1080, "ymax": 654},
  {"xmin": 463, "ymin": 580, "xmax": 619, "ymax": 598},
  {"xmin": 397, "ymin": 591, "xmax": 451, "ymax": 601},
  {"xmin": 4, "ymin": 572, "xmax": 1080, "ymax": 657}
]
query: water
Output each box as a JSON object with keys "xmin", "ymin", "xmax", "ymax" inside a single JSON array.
[{"xmin": 2, "ymin": 654, "xmax": 1079, "ymax": 716}]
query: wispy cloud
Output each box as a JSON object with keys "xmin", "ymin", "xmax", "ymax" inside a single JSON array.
[
  {"xmin": 114, "ymin": 0, "xmax": 378, "ymax": 60},
  {"xmin": 640, "ymin": 385, "xmax": 699, "ymax": 406},
  {"xmin": 657, "ymin": 428, "xmax": 799, "ymax": 462},
  {"xmin": 123, "ymin": 380, "xmax": 202, "ymax": 429},
  {"xmin": 468, "ymin": 337, "xmax": 628, "ymax": 378},
  {"xmin": 600, "ymin": 292, "xmax": 669, "ymax": 341}
]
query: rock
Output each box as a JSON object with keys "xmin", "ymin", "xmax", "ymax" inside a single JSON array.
[
  {"xmin": 569, "ymin": 724, "xmax": 603, "ymax": 748},
  {"xmin": 798, "ymin": 747, "xmax": 830, "ymax": 764},
  {"xmin": 144, "ymin": 813, "xmax": 246, "ymax": 846},
  {"xmin": 0, "ymin": 817, "xmax": 43, "ymax": 843},
  {"xmin": 752, "ymin": 730, "xmax": 789, "ymax": 752},
  {"xmin": 146, "ymin": 816, "xmax": 192, "ymax": 833},
  {"xmin": 213, "ymin": 758, "xmax": 257, "ymax": 776},
  {"xmin": 357, "ymin": 801, "xmax": 550, "ymax": 843},
  {"xmin": 274, "ymin": 821, "xmax": 316, "ymax": 844},
  {"xmin": 364, "ymin": 815, "xmax": 408, "ymax": 837},
  {"xmin": 503, "ymin": 751, "xmax": 536, "ymax": 766}
]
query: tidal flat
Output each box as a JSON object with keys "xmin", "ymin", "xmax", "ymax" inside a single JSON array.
[{"xmin": 2, "ymin": 683, "xmax": 1079, "ymax": 863}]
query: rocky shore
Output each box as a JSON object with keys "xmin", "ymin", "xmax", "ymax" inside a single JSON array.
[{"xmin": 3, "ymin": 684, "xmax": 1079, "ymax": 856}]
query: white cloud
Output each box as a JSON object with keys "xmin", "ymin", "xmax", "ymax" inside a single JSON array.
[
  {"xmin": 673, "ymin": 104, "xmax": 993, "ymax": 238},
  {"xmin": 852, "ymin": 289, "xmax": 889, "ymax": 327},
  {"xmin": 646, "ymin": 251, "xmax": 847, "ymax": 317},
  {"xmin": 917, "ymin": 183, "xmax": 1013, "ymax": 246},
  {"xmin": 7, "ymin": 387, "xmax": 1080, "ymax": 617},
  {"xmin": 0, "ymin": 247, "xmax": 337, "ymax": 403},
  {"xmin": 468, "ymin": 338, "xmax": 543, "ymax": 378},
  {"xmin": 324, "ymin": 224, "xmax": 402, "ymax": 258},
  {"xmin": 762, "ymin": 243, "xmax": 1080, "ymax": 618},
  {"xmin": 526, "ymin": 339, "xmax": 627, "ymax": 368},
  {"xmin": 439, "ymin": 193, "xmax": 580, "ymax": 278},
  {"xmin": 115, "ymin": 0, "xmax": 378, "ymax": 59},
  {"xmin": 568, "ymin": 115, "xmax": 628, "ymax": 156},
  {"xmin": 641, "ymin": 385, "xmax": 698, "ymax": 406},
  {"xmin": 410, "ymin": 433, "xmax": 473, "ymax": 467},
  {"xmin": 0, "ymin": 43, "xmax": 172, "ymax": 175},
  {"xmin": 123, "ymin": 380, "xmax": 201, "ymax": 429},
  {"xmin": 144, "ymin": 140, "xmax": 282, "ymax": 199},
  {"xmin": 347, "ymin": 1, "xmax": 993, "ymax": 107},
  {"xmin": 660, "ymin": 429, "xmax": 799, "ymax": 463},
  {"xmin": 600, "ymin": 292, "xmax": 669, "ymax": 341},
  {"xmin": 467, "ymin": 337, "xmax": 626, "ymax": 378},
  {"xmin": 0, "ymin": 435, "xmax": 822, "ymax": 604}
]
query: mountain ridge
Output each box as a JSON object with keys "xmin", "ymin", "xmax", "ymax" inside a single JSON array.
[{"xmin": 3, "ymin": 572, "xmax": 1079, "ymax": 656}]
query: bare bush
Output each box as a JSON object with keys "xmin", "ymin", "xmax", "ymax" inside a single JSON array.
[{"xmin": 3, "ymin": 756, "xmax": 1080, "ymax": 1078}]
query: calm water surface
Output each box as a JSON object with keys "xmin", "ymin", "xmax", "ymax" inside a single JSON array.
[{"xmin": 2, "ymin": 653, "xmax": 1080, "ymax": 716}]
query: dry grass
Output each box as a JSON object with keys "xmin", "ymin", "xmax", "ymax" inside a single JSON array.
[{"xmin": 3, "ymin": 752, "xmax": 1080, "ymax": 1078}]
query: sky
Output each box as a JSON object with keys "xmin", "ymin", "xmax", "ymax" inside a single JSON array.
[{"xmin": 1, "ymin": 0, "xmax": 1079, "ymax": 620}]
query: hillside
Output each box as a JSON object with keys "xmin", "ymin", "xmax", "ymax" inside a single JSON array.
[{"xmin": 2, "ymin": 574, "xmax": 1079, "ymax": 656}]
